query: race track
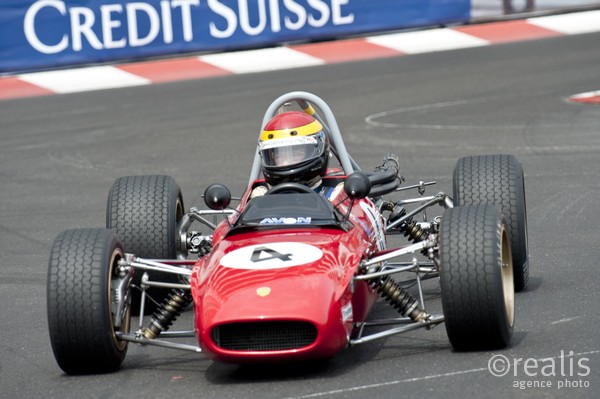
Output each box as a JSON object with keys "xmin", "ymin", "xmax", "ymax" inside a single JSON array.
[{"xmin": 1, "ymin": 31, "xmax": 599, "ymax": 399}]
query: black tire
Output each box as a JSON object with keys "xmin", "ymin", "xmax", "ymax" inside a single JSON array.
[
  {"xmin": 47, "ymin": 228, "xmax": 130, "ymax": 374},
  {"xmin": 106, "ymin": 175, "xmax": 184, "ymax": 313},
  {"xmin": 453, "ymin": 154, "xmax": 529, "ymax": 291},
  {"xmin": 440, "ymin": 205, "xmax": 515, "ymax": 351}
]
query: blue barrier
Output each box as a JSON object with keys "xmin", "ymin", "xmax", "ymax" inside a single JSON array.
[{"xmin": 0, "ymin": 0, "xmax": 470, "ymax": 74}]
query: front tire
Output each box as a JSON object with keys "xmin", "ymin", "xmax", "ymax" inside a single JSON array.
[
  {"xmin": 453, "ymin": 154, "xmax": 529, "ymax": 291},
  {"xmin": 47, "ymin": 228, "xmax": 130, "ymax": 374},
  {"xmin": 440, "ymin": 205, "xmax": 514, "ymax": 351},
  {"xmin": 106, "ymin": 175, "xmax": 184, "ymax": 313}
]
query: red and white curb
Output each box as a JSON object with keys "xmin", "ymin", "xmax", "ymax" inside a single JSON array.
[
  {"xmin": 1, "ymin": 10, "xmax": 599, "ymax": 101},
  {"xmin": 568, "ymin": 90, "xmax": 600, "ymax": 104}
]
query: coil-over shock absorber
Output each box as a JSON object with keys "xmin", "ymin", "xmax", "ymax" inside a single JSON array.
[
  {"xmin": 389, "ymin": 206, "xmax": 428, "ymax": 243},
  {"xmin": 401, "ymin": 220, "xmax": 428, "ymax": 243},
  {"xmin": 143, "ymin": 289, "xmax": 192, "ymax": 339},
  {"xmin": 375, "ymin": 277, "xmax": 430, "ymax": 322}
]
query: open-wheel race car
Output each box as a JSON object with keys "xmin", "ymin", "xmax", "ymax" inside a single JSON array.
[{"xmin": 47, "ymin": 91, "xmax": 528, "ymax": 374}]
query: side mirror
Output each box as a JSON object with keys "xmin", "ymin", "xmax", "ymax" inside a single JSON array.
[
  {"xmin": 344, "ymin": 171, "xmax": 371, "ymax": 200},
  {"xmin": 204, "ymin": 184, "xmax": 231, "ymax": 210}
]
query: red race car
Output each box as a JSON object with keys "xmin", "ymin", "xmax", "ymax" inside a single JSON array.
[{"xmin": 47, "ymin": 91, "xmax": 528, "ymax": 374}]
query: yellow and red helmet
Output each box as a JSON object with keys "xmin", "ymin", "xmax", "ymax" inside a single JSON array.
[{"xmin": 259, "ymin": 111, "xmax": 329, "ymax": 185}]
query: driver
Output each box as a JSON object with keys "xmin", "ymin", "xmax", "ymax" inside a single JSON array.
[{"xmin": 251, "ymin": 111, "xmax": 342, "ymax": 200}]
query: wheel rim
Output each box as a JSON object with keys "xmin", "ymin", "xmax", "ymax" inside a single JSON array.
[
  {"xmin": 500, "ymin": 227, "xmax": 515, "ymax": 327},
  {"xmin": 109, "ymin": 248, "xmax": 130, "ymax": 351}
]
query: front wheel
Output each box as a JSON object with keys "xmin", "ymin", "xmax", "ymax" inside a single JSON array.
[
  {"xmin": 106, "ymin": 175, "xmax": 184, "ymax": 313},
  {"xmin": 47, "ymin": 228, "xmax": 130, "ymax": 374},
  {"xmin": 439, "ymin": 205, "xmax": 514, "ymax": 351},
  {"xmin": 453, "ymin": 154, "xmax": 528, "ymax": 291}
]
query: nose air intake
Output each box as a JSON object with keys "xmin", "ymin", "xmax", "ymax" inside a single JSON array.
[{"xmin": 211, "ymin": 321, "xmax": 318, "ymax": 351}]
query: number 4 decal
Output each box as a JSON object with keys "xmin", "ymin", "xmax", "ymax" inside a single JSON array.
[
  {"xmin": 220, "ymin": 242, "xmax": 323, "ymax": 270},
  {"xmin": 250, "ymin": 246, "xmax": 292, "ymax": 263}
]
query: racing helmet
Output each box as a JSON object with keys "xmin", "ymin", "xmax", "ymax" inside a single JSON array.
[{"xmin": 259, "ymin": 111, "xmax": 330, "ymax": 185}]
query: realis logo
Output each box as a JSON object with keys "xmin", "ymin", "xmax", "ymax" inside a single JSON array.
[{"xmin": 260, "ymin": 217, "xmax": 311, "ymax": 225}]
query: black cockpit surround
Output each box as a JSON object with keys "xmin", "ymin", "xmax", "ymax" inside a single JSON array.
[{"xmin": 230, "ymin": 192, "xmax": 344, "ymax": 235}]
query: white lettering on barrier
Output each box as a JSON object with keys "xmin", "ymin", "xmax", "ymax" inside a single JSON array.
[
  {"xmin": 210, "ymin": 0, "xmax": 354, "ymax": 38},
  {"xmin": 208, "ymin": 0, "xmax": 236, "ymax": 38},
  {"xmin": 23, "ymin": 0, "xmax": 355, "ymax": 54},
  {"xmin": 24, "ymin": 0, "xmax": 200, "ymax": 54},
  {"xmin": 283, "ymin": 0, "xmax": 305, "ymax": 30},
  {"xmin": 101, "ymin": 4, "xmax": 126, "ymax": 49},
  {"xmin": 308, "ymin": 0, "xmax": 328, "ymax": 27},
  {"xmin": 332, "ymin": 0, "xmax": 353, "ymax": 25},
  {"xmin": 239, "ymin": 0, "xmax": 267, "ymax": 36},
  {"xmin": 126, "ymin": 2, "xmax": 159, "ymax": 47},
  {"xmin": 70, "ymin": 6, "xmax": 103, "ymax": 51},
  {"xmin": 160, "ymin": 0, "xmax": 173, "ymax": 43},
  {"xmin": 24, "ymin": 0, "xmax": 68, "ymax": 53},
  {"xmin": 173, "ymin": 0, "xmax": 198, "ymax": 41}
]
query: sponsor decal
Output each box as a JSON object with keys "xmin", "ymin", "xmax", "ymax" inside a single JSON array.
[
  {"xmin": 1, "ymin": 1, "xmax": 471, "ymax": 73},
  {"xmin": 260, "ymin": 217, "xmax": 312, "ymax": 225},
  {"xmin": 220, "ymin": 242, "xmax": 322, "ymax": 270},
  {"xmin": 23, "ymin": 0, "xmax": 202, "ymax": 54},
  {"xmin": 341, "ymin": 302, "xmax": 353, "ymax": 322},
  {"xmin": 21, "ymin": 0, "xmax": 355, "ymax": 55},
  {"xmin": 359, "ymin": 201, "xmax": 386, "ymax": 250}
]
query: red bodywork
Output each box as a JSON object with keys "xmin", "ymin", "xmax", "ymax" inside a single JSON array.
[{"xmin": 190, "ymin": 181, "xmax": 384, "ymax": 363}]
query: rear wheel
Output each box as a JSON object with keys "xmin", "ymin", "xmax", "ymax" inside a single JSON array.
[
  {"xmin": 453, "ymin": 154, "xmax": 528, "ymax": 291},
  {"xmin": 440, "ymin": 205, "xmax": 514, "ymax": 351},
  {"xmin": 106, "ymin": 175, "xmax": 184, "ymax": 313},
  {"xmin": 47, "ymin": 228, "xmax": 130, "ymax": 374}
]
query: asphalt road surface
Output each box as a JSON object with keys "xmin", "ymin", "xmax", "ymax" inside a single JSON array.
[{"xmin": 1, "ymin": 32, "xmax": 599, "ymax": 399}]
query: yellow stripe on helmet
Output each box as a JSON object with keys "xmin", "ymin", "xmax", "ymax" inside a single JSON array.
[{"xmin": 260, "ymin": 119, "xmax": 323, "ymax": 141}]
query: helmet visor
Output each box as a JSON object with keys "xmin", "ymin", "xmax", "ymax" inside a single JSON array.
[{"xmin": 260, "ymin": 134, "xmax": 325, "ymax": 168}]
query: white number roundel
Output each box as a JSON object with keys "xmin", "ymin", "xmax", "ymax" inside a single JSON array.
[{"xmin": 220, "ymin": 242, "xmax": 323, "ymax": 270}]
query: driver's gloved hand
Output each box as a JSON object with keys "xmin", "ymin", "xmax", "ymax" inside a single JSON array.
[
  {"xmin": 250, "ymin": 185, "xmax": 269, "ymax": 199},
  {"xmin": 383, "ymin": 153, "xmax": 399, "ymax": 170}
]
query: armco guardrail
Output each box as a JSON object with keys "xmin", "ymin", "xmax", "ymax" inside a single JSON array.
[{"xmin": 0, "ymin": 0, "xmax": 470, "ymax": 74}]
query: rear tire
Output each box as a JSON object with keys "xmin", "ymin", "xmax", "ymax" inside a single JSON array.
[
  {"xmin": 453, "ymin": 154, "xmax": 529, "ymax": 291},
  {"xmin": 440, "ymin": 205, "xmax": 514, "ymax": 351},
  {"xmin": 106, "ymin": 175, "xmax": 184, "ymax": 314},
  {"xmin": 47, "ymin": 228, "xmax": 130, "ymax": 374}
]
